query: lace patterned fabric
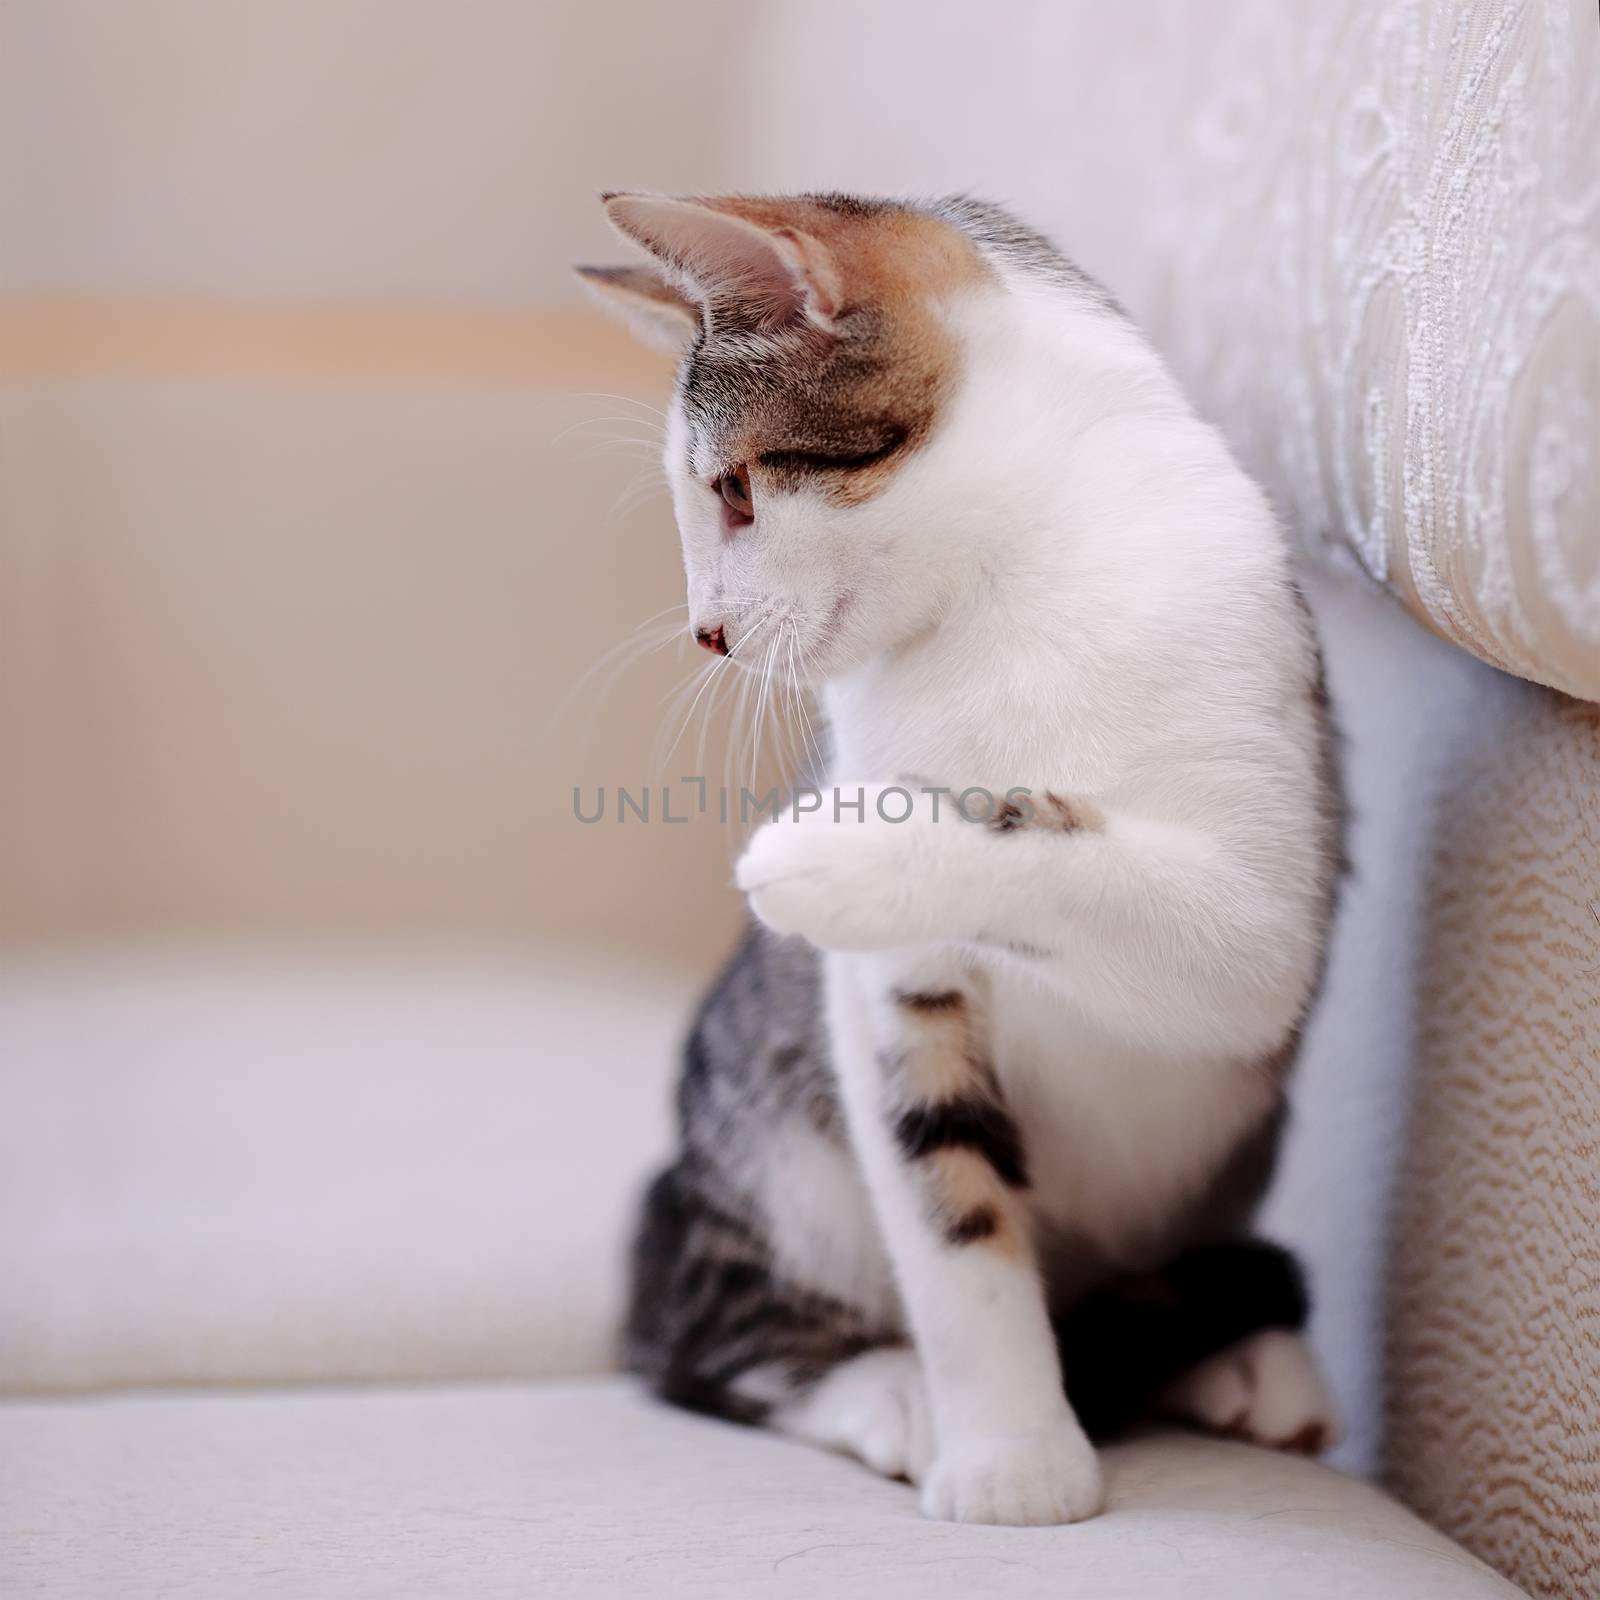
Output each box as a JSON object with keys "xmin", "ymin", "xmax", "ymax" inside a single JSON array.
[
  {"xmin": 747, "ymin": 0, "xmax": 1600, "ymax": 699},
  {"xmin": 1139, "ymin": 0, "xmax": 1600, "ymax": 701}
]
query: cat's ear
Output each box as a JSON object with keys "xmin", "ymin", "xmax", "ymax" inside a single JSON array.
[
  {"xmin": 574, "ymin": 263, "xmax": 700, "ymax": 355},
  {"xmin": 601, "ymin": 193, "xmax": 841, "ymax": 334}
]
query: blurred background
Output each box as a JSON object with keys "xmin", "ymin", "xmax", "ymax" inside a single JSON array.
[{"xmin": 1, "ymin": 0, "xmax": 1594, "ymax": 1498}]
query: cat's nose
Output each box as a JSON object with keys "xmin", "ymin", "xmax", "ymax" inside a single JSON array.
[{"xmin": 694, "ymin": 625, "xmax": 729, "ymax": 656}]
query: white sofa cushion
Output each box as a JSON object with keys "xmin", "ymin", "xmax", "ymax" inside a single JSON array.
[
  {"xmin": 0, "ymin": 949, "xmax": 692, "ymax": 1391},
  {"xmin": 0, "ymin": 1378, "xmax": 1523, "ymax": 1599}
]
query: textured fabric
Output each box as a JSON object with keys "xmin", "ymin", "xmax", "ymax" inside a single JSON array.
[
  {"xmin": 1386, "ymin": 691, "xmax": 1600, "ymax": 1597},
  {"xmin": 0, "ymin": 1379, "xmax": 1527, "ymax": 1599},
  {"xmin": 744, "ymin": 0, "xmax": 1600, "ymax": 701}
]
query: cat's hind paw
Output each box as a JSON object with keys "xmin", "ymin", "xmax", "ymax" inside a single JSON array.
[
  {"xmin": 775, "ymin": 1347, "xmax": 935, "ymax": 1484},
  {"xmin": 1160, "ymin": 1328, "xmax": 1340, "ymax": 1453}
]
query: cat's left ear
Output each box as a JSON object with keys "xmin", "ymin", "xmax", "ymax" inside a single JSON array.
[
  {"xmin": 601, "ymin": 193, "xmax": 842, "ymax": 334},
  {"xmin": 574, "ymin": 263, "xmax": 700, "ymax": 355}
]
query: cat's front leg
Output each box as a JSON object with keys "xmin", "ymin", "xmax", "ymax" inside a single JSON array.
[
  {"xmin": 735, "ymin": 783, "xmax": 956, "ymax": 951},
  {"xmin": 823, "ymin": 947, "xmax": 1103, "ymax": 1525},
  {"xmin": 735, "ymin": 782, "xmax": 1108, "ymax": 954}
]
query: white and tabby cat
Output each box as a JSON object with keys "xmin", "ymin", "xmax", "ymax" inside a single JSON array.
[{"xmin": 579, "ymin": 192, "xmax": 1343, "ymax": 1526}]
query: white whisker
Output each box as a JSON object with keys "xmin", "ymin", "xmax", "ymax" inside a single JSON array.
[
  {"xmin": 570, "ymin": 391, "xmax": 668, "ymax": 421},
  {"xmin": 657, "ymin": 610, "xmax": 775, "ymax": 773},
  {"xmin": 554, "ymin": 606, "xmax": 692, "ymax": 757}
]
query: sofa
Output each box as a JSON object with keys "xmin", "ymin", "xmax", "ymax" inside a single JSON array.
[
  {"xmin": 0, "ymin": 945, "xmax": 1540, "ymax": 1597},
  {"xmin": 1, "ymin": 0, "xmax": 1595, "ymax": 1595}
]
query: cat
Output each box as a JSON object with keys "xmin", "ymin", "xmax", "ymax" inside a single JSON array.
[{"xmin": 577, "ymin": 192, "xmax": 1344, "ymax": 1526}]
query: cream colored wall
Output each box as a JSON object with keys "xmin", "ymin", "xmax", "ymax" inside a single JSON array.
[
  {"xmin": 0, "ymin": 0, "xmax": 756, "ymax": 303},
  {"xmin": 0, "ymin": 362, "xmax": 779, "ymax": 959},
  {"xmin": 0, "ymin": 1, "xmax": 781, "ymax": 963},
  {"xmin": 13, "ymin": 0, "xmax": 1589, "ymax": 965}
]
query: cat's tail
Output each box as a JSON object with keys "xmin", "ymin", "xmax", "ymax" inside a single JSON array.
[{"xmin": 1056, "ymin": 1238, "xmax": 1310, "ymax": 1441}]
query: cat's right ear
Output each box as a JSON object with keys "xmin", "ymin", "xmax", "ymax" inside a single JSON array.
[{"xmin": 574, "ymin": 264, "xmax": 700, "ymax": 355}]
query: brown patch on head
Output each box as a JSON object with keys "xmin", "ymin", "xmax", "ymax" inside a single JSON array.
[{"xmin": 671, "ymin": 195, "xmax": 992, "ymax": 507}]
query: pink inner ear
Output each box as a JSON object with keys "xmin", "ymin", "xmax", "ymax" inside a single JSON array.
[
  {"xmin": 605, "ymin": 196, "xmax": 837, "ymax": 331},
  {"xmin": 770, "ymin": 228, "xmax": 842, "ymax": 321}
]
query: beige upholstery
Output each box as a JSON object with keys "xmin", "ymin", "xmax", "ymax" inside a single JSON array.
[
  {"xmin": 1387, "ymin": 691, "xmax": 1600, "ymax": 1596},
  {"xmin": 0, "ymin": 1380, "xmax": 1525, "ymax": 1600}
]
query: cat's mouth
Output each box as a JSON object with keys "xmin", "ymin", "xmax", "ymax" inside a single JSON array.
[
  {"xmin": 717, "ymin": 593, "xmax": 854, "ymax": 686},
  {"xmin": 791, "ymin": 591, "xmax": 856, "ymax": 683}
]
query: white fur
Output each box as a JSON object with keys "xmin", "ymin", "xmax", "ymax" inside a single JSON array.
[
  {"xmin": 1161, "ymin": 1329, "xmax": 1340, "ymax": 1450},
  {"xmin": 757, "ymin": 1118, "xmax": 898, "ymax": 1328},
  {"xmin": 825, "ymin": 943, "xmax": 1105, "ymax": 1524},
  {"xmin": 661, "ymin": 259, "xmax": 1332, "ymax": 1524},
  {"xmin": 773, "ymin": 1347, "xmax": 935, "ymax": 1483}
]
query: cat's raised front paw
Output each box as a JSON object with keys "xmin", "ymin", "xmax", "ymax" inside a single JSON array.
[
  {"xmin": 920, "ymin": 1421, "xmax": 1104, "ymax": 1526},
  {"xmin": 734, "ymin": 806, "xmax": 922, "ymax": 951}
]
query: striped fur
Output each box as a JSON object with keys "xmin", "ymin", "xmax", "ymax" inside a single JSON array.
[{"xmin": 881, "ymin": 984, "xmax": 1029, "ymax": 1254}]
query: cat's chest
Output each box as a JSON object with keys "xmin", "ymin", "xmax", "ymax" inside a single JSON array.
[
  {"xmin": 986, "ymin": 970, "xmax": 1273, "ymax": 1270},
  {"xmin": 825, "ymin": 699, "xmax": 1100, "ymax": 799},
  {"xmin": 822, "ymin": 657, "xmax": 1131, "ymax": 798}
]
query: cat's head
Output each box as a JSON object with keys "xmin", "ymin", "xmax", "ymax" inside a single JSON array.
[{"xmin": 578, "ymin": 193, "xmax": 1057, "ymax": 684}]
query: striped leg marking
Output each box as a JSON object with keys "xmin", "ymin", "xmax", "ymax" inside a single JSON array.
[{"xmin": 883, "ymin": 986, "xmax": 1030, "ymax": 1260}]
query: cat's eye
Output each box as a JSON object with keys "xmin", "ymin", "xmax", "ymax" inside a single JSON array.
[{"xmin": 716, "ymin": 464, "xmax": 754, "ymax": 528}]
